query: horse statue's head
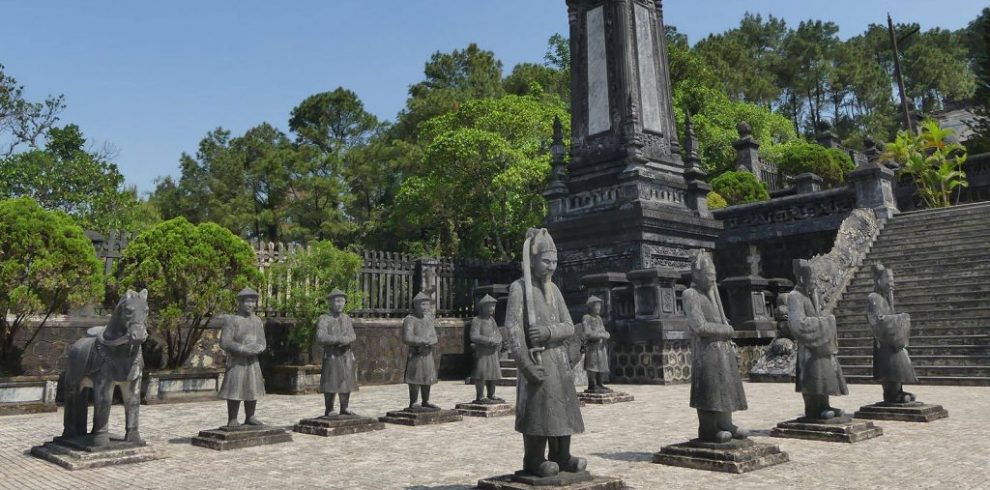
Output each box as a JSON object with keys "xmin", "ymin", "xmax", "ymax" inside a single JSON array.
[{"xmin": 104, "ymin": 289, "xmax": 150, "ymax": 346}]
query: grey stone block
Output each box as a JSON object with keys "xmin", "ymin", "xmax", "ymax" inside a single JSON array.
[
  {"xmin": 191, "ymin": 425, "xmax": 292, "ymax": 451},
  {"xmin": 293, "ymin": 414, "xmax": 386, "ymax": 436},
  {"xmin": 653, "ymin": 439, "xmax": 789, "ymax": 474}
]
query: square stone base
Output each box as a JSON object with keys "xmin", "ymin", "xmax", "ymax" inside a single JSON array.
[
  {"xmin": 770, "ymin": 416, "xmax": 883, "ymax": 443},
  {"xmin": 31, "ymin": 434, "xmax": 164, "ymax": 470},
  {"xmin": 379, "ymin": 407, "xmax": 463, "ymax": 426},
  {"xmin": 455, "ymin": 401, "xmax": 514, "ymax": 418},
  {"xmin": 293, "ymin": 414, "xmax": 386, "ymax": 436},
  {"xmin": 477, "ymin": 471, "xmax": 624, "ymax": 489},
  {"xmin": 652, "ymin": 438, "xmax": 789, "ymax": 474},
  {"xmin": 577, "ymin": 391, "xmax": 634, "ymax": 405},
  {"xmin": 854, "ymin": 401, "xmax": 949, "ymax": 422},
  {"xmin": 191, "ymin": 425, "xmax": 292, "ymax": 450}
]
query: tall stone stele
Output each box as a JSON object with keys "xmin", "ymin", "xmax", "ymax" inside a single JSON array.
[{"xmin": 547, "ymin": 0, "xmax": 721, "ymax": 303}]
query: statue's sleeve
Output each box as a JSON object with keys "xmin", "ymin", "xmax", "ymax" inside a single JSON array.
[
  {"xmin": 341, "ymin": 316, "xmax": 356, "ymax": 346},
  {"xmin": 255, "ymin": 318, "xmax": 267, "ymax": 351},
  {"xmin": 548, "ymin": 284, "xmax": 575, "ymax": 342},
  {"xmin": 685, "ymin": 290, "xmax": 731, "ymax": 338},
  {"xmin": 469, "ymin": 317, "xmax": 487, "ymax": 344},
  {"xmin": 787, "ymin": 292, "xmax": 809, "ymax": 342},
  {"xmin": 866, "ymin": 294, "xmax": 886, "ymax": 340},
  {"xmin": 401, "ymin": 316, "xmax": 420, "ymax": 346},
  {"xmin": 315, "ymin": 315, "xmax": 335, "ymax": 346},
  {"xmin": 219, "ymin": 316, "xmax": 247, "ymax": 355},
  {"xmin": 505, "ymin": 282, "xmax": 533, "ymax": 370}
]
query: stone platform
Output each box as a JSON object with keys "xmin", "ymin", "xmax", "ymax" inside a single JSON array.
[
  {"xmin": 379, "ymin": 406, "xmax": 463, "ymax": 426},
  {"xmin": 293, "ymin": 414, "xmax": 386, "ymax": 437},
  {"xmin": 652, "ymin": 438, "xmax": 789, "ymax": 474},
  {"xmin": 577, "ymin": 391, "xmax": 633, "ymax": 405},
  {"xmin": 30, "ymin": 434, "xmax": 163, "ymax": 470},
  {"xmin": 770, "ymin": 416, "xmax": 883, "ymax": 443},
  {"xmin": 455, "ymin": 400, "xmax": 514, "ymax": 418},
  {"xmin": 854, "ymin": 401, "xmax": 949, "ymax": 422},
  {"xmin": 191, "ymin": 425, "xmax": 292, "ymax": 450},
  {"xmin": 478, "ymin": 471, "xmax": 624, "ymax": 489}
]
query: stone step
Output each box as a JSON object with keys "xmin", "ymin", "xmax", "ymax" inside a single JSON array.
[
  {"xmin": 501, "ymin": 367, "xmax": 517, "ymax": 377},
  {"xmin": 835, "ymin": 307, "xmax": 990, "ymax": 322},
  {"xmin": 837, "ymin": 354, "xmax": 990, "ymax": 366},
  {"xmin": 851, "ymin": 265, "xmax": 990, "ymax": 283},
  {"xmin": 837, "ymin": 335, "xmax": 990, "ymax": 347},
  {"xmin": 500, "ymin": 359, "xmax": 517, "ymax": 368},
  {"xmin": 836, "ymin": 297, "xmax": 990, "ymax": 314},
  {"xmin": 881, "ymin": 220, "xmax": 990, "ymax": 237},
  {"xmin": 839, "ymin": 290, "xmax": 990, "ymax": 306},
  {"xmin": 866, "ymin": 246, "xmax": 990, "ymax": 263},
  {"xmin": 844, "ymin": 281, "xmax": 990, "ymax": 296},
  {"xmin": 836, "ymin": 325, "xmax": 990, "ymax": 340},
  {"xmin": 892, "ymin": 201, "xmax": 990, "ymax": 221},
  {"xmin": 843, "ymin": 374, "xmax": 990, "ymax": 386},
  {"xmin": 840, "ymin": 364, "xmax": 990, "ymax": 377},
  {"xmin": 839, "ymin": 345, "xmax": 990, "ymax": 356},
  {"xmin": 869, "ymin": 236, "xmax": 990, "ymax": 256}
]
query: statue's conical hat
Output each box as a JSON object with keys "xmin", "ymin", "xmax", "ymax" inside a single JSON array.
[
  {"xmin": 586, "ymin": 295, "xmax": 603, "ymax": 305},
  {"xmin": 477, "ymin": 294, "xmax": 497, "ymax": 306},
  {"xmin": 236, "ymin": 287, "xmax": 259, "ymax": 298},
  {"xmin": 327, "ymin": 288, "xmax": 347, "ymax": 299},
  {"xmin": 412, "ymin": 291, "xmax": 433, "ymax": 303}
]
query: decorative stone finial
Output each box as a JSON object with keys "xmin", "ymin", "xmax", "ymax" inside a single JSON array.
[{"xmin": 736, "ymin": 121, "xmax": 752, "ymax": 139}]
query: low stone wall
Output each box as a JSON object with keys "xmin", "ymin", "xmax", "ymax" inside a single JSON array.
[
  {"xmin": 0, "ymin": 375, "xmax": 58, "ymax": 415},
  {"xmin": 142, "ymin": 368, "xmax": 225, "ymax": 405}
]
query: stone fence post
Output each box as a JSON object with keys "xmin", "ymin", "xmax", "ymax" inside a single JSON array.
[{"xmin": 846, "ymin": 161, "xmax": 899, "ymax": 220}]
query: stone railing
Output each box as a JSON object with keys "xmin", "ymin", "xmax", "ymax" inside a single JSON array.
[{"xmin": 714, "ymin": 187, "xmax": 857, "ymax": 241}]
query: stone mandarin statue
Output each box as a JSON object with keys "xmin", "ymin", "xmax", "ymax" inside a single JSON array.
[
  {"xmin": 218, "ymin": 288, "xmax": 268, "ymax": 427},
  {"xmin": 866, "ymin": 264, "xmax": 918, "ymax": 403},
  {"xmin": 317, "ymin": 289, "xmax": 359, "ymax": 416},
  {"xmin": 582, "ymin": 296, "xmax": 612, "ymax": 394},
  {"xmin": 789, "ymin": 259, "xmax": 848, "ymax": 420},
  {"xmin": 682, "ymin": 252, "xmax": 749, "ymax": 443},
  {"xmin": 505, "ymin": 228, "xmax": 586, "ymax": 478},
  {"xmin": 470, "ymin": 294, "xmax": 504, "ymax": 404},
  {"xmin": 403, "ymin": 291, "xmax": 440, "ymax": 410}
]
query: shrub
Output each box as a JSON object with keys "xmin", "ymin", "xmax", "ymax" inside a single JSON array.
[
  {"xmin": 763, "ymin": 139, "xmax": 854, "ymax": 187},
  {"xmin": 709, "ymin": 171, "xmax": 769, "ymax": 206},
  {"xmin": 114, "ymin": 217, "xmax": 262, "ymax": 368},
  {"xmin": 884, "ymin": 119, "xmax": 968, "ymax": 208},
  {"xmin": 267, "ymin": 241, "xmax": 363, "ymax": 349},
  {"xmin": 0, "ymin": 197, "xmax": 104, "ymax": 374},
  {"xmin": 706, "ymin": 191, "xmax": 728, "ymax": 210}
]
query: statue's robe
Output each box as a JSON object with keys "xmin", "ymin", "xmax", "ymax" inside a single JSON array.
[
  {"xmin": 683, "ymin": 288, "xmax": 747, "ymax": 412},
  {"xmin": 316, "ymin": 313, "xmax": 358, "ymax": 393},
  {"xmin": 218, "ymin": 314, "xmax": 267, "ymax": 401},
  {"xmin": 506, "ymin": 278, "xmax": 584, "ymax": 436},
  {"xmin": 788, "ymin": 291, "xmax": 848, "ymax": 396},
  {"xmin": 402, "ymin": 314, "xmax": 439, "ymax": 385},
  {"xmin": 866, "ymin": 293, "xmax": 919, "ymax": 384},
  {"xmin": 581, "ymin": 314, "xmax": 610, "ymax": 374},
  {"xmin": 470, "ymin": 316, "xmax": 503, "ymax": 382}
]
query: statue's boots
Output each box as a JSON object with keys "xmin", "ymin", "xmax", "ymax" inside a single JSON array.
[
  {"xmin": 717, "ymin": 412, "xmax": 749, "ymax": 439},
  {"xmin": 244, "ymin": 416, "xmax": 265, "ymax": 426},
  {"xmin": 340, "ymin": 408, "xmax": 358, "ymax": 416},
  {"xmin": 549, "ymin": 436, "xmax": 587, "ymax": 473},
  {"xmin": 699, "ymin": 410, "xmax": 732, "ymax": 443},
  {"xmin": 523, "ymin": 436, "xmax": 559, "ymax": 477},
  {"xmin": 896, "ymin": 390, "xmax": 915, "ymax": 403},
  {"xmin": 124, "ymin": 430, "xmax": 143, "ymax": 443},
  {"xmin": 421, "ymin": 401, "xmax": 441, "ymax": 410}
]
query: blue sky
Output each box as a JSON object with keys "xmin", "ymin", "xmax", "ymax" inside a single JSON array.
[{"xmin": 1, "ymin": 0, "xmax": 985, "ymax": 194}]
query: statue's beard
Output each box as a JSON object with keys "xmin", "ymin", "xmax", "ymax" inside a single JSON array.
[{"xmin": 531, "ymin": 268, "xmax": 555, "ymax": 309}]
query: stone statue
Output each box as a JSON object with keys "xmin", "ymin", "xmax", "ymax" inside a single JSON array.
[
  {"xmin": 60, "ymin": 289, "xmax": 149, "ymax": 447},
  {"xmin": 789, "ymin": 259, "xmax": 848, "ymax": 419},
  {"xmin": 470, "ymin": 294, "xmax": 504, "ymax": 404},
  {"xmin": 683, "ymin": 252, "xmax": 749, "ymax": 443},
  {"xmin": 218, "ymin": 288, "xmax": 267, "ymax": 427},
  {"xmin": 866, "ymin": 264, "xmax": 918, "ymax": 403},
  {"xmin": 505, "ymin": 228, "xmax": 585, "ymax": 478},
  {"xmin": 582, "ymin": 296, "xmax": 611, "ymax": 394},
  {"xmin": 403, "ymin": 291, "xmax": 440, "ymax": 409},
  {"xmin": 317, "ymin": 289, "xmax": 358, "ymax": 416}
]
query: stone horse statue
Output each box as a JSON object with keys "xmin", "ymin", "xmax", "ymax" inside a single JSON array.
[{"xmin": 60, "ymin": 289, "xmax": 149, "ymax": 447}]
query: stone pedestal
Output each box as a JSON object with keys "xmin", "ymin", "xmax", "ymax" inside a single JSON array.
[
  {"xmin": 191, "ymin": 425, "xmax": 292, "ymax": 451},
  {"xmin": 31, "ymin": 434, "xmax": 163, "ymax": 470},
  {"xmin": 854, "ymin": 401, "xmax": 949, "ymax": 422},
  {"xmin": 379, "ymin": 407, "xmax": 463, "ymax": 426},
  {"xmin": 293, "ymin": 414, "xmax": 386, "ymax": 436},
  {"xmin": 653, "ymin": 438, "xmax": 789, "ymax": 474},
  {"xmin": 770, "ymin": 416, "xmax": 883, "ymax": 443},
  {"xmin": 577, "ymin": 391, "xmax": 634, "ymax": 405},
  {"xmin": 455, "ymin": 401, "xmax": 514, "ymax": 418},
  {"xmin": 478, "ymin": 471, "xmax": 624, "ymax": 490}
]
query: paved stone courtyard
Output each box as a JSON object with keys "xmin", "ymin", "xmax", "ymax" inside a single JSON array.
[{"xmin": 1, "ymin": 381, "xmax": 987, "ymax": 489}]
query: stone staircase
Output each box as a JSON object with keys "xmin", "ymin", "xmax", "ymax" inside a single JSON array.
[
  {"xmin": 498, "ymin": 357, "xmax": 518, "ymax": 386},
  {"xmin": 833, "ymin": 202, "xmax": 990, "ymax": 386}
]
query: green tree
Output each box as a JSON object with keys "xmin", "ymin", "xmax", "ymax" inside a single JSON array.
[
  {"xmin": 0, "ymin": 64, "xmax": 66, "ymax": 157},
  {"xmin": 965, "ymin": 8, "xmax": 990, "ymax": 153},
  {"xmin": 268, "ymin": 241, "xmax": 362, "ymax": 349},
  {"xmin": 695, "ymin": 13, "xmax": 787, "ymax": 108},
  {"xmin": 885, "ymin": 119, "xmax": 968, "ymax": 208},
  {"xmin": 0, "ymin": 197, "xmax": 103, "ymax": 374},
  {"xmin": 903, "ymin": 28, "xmax": 976, "ymax": 113},
  {"xmin": 763, "ymin": 139, "xmax": 855, "ymax": 186},
  {"xmin": 710, "ymin": 171, "xmax": 770, "ymax": 205},
  {"xmin": 114, "ymin": 217, "xmax": 262, "ymax": 368}
]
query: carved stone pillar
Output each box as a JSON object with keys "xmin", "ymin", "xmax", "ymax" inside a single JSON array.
[{"xmin": 847, "ymin": 163, "xmax": 899, "ymax": 220}]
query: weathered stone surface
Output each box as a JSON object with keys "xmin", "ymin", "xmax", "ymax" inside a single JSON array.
[
  {"xmin": 455, "ymin": 401, "xmax": 514, "ymax": 418},
  {"xmin": 378, "ymin": 407, "xmax": 462, "ymax": 426},
  {"xmin": 653, "ymin": 439, "xmax": 789, "ymax": 474},
  {"xmin": 141, "ymin": 368, "xmax": 223, "ymax": 405},
  {"xmin": 478, "ymin": 472, "xmax": 624, "ymax": 490},
  {"xmin": 190, "ymin": 425, "xmax": 292, "ymax": 451},
  {"xmin": 293, "ymin": 414, "xmax": 385, "ymax": 437},
  {"xmin": 770, "ymin": 417, "xmax": 883, "ymax": 443},
  {"xmin": 585, "ymin": 5, "xmax": 609, "ymax": 136},
  {"xmin": 854, "ymin": 402, "xmax": 949, "ymax": 422},
  {"xmin": 577, "ymin": 391, "xmax": 634, "ymax": 405},
  {"xmin": 31, "ymin": 434, "xmax": 163, "ymax": 470}
]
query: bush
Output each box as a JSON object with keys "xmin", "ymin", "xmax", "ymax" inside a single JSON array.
[
  {"xmin": 267, "ymin": 241, "xmax": 363, "ymax": 349},
  {"xmin": 706, "ymin": 191, "xmax": 728, "ymax": 210},
  {"xmin": 710, "ymin": 171, "xmax": 769, "ymax": 206},
  {"xmin": 763, "ymin": 139, "xmax": 854, "ymax": 187},
  {"xmin": 0, "ymin": 197, "xmax": 104, "ymax": 374},
  {"xmin": 885, "ymin": 119, "xmax": 968, "ymax": 208},
  {"xmin": 114, "ymin": 217, "xmax": 262, "ymax": 368}
]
